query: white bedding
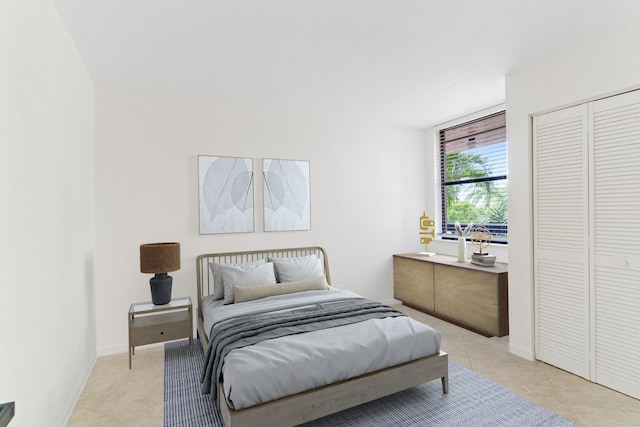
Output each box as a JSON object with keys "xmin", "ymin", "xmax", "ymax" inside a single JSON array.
[{"xmin": 201, "ymin": 289, "xmax": 441, "ymax": 410}]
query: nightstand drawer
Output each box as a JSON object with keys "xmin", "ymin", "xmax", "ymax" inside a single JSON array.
[{"xmin": 130, "ymin": 311, "xmax": 191, "ymax": 346}]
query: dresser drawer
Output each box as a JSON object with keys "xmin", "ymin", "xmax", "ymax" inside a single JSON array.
[{"xmin": 393, "ymin": 256, "xmax": 435, "ymax": 311}]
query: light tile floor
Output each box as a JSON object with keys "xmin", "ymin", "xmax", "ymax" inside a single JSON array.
[{"xmin": 68, "ymin": 305, "xmax": 640, "ymax": 426}]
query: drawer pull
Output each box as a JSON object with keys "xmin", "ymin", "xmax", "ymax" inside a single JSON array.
[{"xmin": 160, "ymin": 331, "xmax": 164, "ymax": 335}]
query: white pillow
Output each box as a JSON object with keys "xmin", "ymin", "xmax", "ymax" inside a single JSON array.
[
  {"xmin": 209, "ymin": 259, "xmax": 265, "ymax": 300},
  {"xmin": 220, "ymin": 262, "xmax": 277, "ymax": 304},
  {"xmin": 270, "ymin": 254, "xmax": 324, "ymax": 283},
  {"xmin": 233, "ymin": 276, "xmax": 329, "ymax": 304}
]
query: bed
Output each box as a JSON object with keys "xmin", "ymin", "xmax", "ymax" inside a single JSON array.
[{"xmin": 196, "ymin": 246, "xmax": 448, "ymax": 427}]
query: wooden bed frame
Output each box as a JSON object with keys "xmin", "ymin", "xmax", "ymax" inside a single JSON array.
[{"xmin": 196, "ymin": 246, "xmax": 449, "ymax": 427}]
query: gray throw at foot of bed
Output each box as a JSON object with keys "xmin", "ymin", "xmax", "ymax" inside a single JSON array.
[
  {"xmin": 201, "ymin": 298, "xmax": 406, "ymax": 403},
  {"xmin": 165, "ymin": 339, "xmax": 578, "ymax": 427}
]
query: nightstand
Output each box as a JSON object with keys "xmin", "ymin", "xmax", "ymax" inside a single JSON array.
[{"xmin": 128, "ymin": 296, "xmax": 193, "ymax": 369}]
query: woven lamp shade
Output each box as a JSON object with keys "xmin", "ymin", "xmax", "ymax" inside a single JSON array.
[{"xmin": 140, "ymin": 242, "xmax": 180, "ymax": 273}]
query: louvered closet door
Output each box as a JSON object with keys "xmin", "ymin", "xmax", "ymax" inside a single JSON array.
[
  {"xmin": 592, "ymin": 90, "xmax": 640, "ymax": 399},
  {"xmin": 533, "ymin": 104, "xmax": 590, "ymax": 379}
]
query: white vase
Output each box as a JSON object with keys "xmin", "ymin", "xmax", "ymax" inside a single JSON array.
[{"xmin": 457, "ymin": 238, "xmax": 467, "ymax": 262}]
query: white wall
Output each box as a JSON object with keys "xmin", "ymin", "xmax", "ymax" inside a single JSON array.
[
  {"xmin": 95, "ymin": 85, "xmax": 428, "ymax": 354},
  {"xmin": 506, "ymin": 23, "xmax": 640, "ymax": 360},
  {"xmin": 0, "ymin": 1, "xmax": 96, "ymax": 426}
]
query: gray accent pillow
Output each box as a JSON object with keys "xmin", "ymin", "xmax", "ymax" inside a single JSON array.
[
  {"xmin": 220, "ymin": 262, "xmax": 277, "ymax": 304},
  {"xmin": 233, "ymin": 276, "xmax": 329, "ymax": 304},
  {"xmin": 270, "ymin": 254, "xmax": 324, "ymax": 283},
  {"xmin": 209, "ymin": 259, "xmax": 266, "ymax": 300}
]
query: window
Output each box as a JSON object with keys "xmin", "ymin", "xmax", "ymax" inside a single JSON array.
[{"xmin": 439, "ymin": 111, "xmax": 507, "ymax": 243}]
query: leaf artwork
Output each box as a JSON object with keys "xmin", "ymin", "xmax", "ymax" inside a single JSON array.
[
  {"xmin": 263, "ymin": 158, "xmax": 310, "ymax": 232},
  {"xmin": 263, "ymin": 171, "xmax": 284, "ymax": 211},
  {"xmin": 230, "ymin": 171, "xmax": 254, "ymax": 212},
  {"xmin": 203, "ymin": 157, "xmax": 254, "ymax": 222},
  {"xmin": 264, "ymin": 160, "xmax": 307, "ymax": 218}
]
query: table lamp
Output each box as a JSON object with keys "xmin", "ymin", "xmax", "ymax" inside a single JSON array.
[{"xmin": 140, "ymin": 242, "xmax": 180, "ymax": 305}]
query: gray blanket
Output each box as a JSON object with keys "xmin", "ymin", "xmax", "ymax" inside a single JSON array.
[{"xmin": 200, "ymin": 298, "xmax": 406, "ymax": 404}]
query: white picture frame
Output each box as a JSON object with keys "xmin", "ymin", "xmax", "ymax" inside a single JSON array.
[
  {"xmin": 263, "ymin": 158, "xmax": 310, "ymax": 232},
  {"xmin": 198, "ymin": 155, "xmax": 254, "ymax": 234}
]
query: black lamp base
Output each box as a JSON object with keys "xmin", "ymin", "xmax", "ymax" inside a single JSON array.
[{"xmin": 150, "ymin": 273, "xmax": 172, "ymax": 305}]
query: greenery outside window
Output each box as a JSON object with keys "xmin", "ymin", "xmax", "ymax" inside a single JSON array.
[{"xmin": 439, "ymin": 111, "xmax": 507, "ymax": 243}]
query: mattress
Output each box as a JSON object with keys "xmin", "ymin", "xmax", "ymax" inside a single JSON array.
[{"xmin": 201, "ymin": 289, "xmax": 441, "ymax": 410}]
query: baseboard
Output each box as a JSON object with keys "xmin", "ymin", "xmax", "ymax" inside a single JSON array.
[
  {"xmin": 97, "ymin": 343, "xmax": 128, "ymax": 357},
  {"xmin": 63, "ymin": 352, "xmax": 96, "ymax": 425},
  {"xmin": 509, "ymin": 342, "xmax": 535, "ymax": 361},
  {"xmin": 98, "ymin": 341, "xmax": 168, "ymax": 357}
]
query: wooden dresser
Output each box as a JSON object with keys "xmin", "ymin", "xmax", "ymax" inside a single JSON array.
[{"xmin": 393, "ymin": 253, "xmax": 508, "ymax": 337}]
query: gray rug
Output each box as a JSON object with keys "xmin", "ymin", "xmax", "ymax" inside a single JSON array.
[{"xmin": 164, "ymin": 339, "xmax": 577, "ymax": 427}]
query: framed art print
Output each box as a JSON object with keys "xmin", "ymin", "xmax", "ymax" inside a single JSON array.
[
  {"xmin": 263, "ymin": 158, "xmax": 310, "ymax": 231},
  {"xmin": 198, "ymin": 155, "xmax": 254, "ymax": 234}
]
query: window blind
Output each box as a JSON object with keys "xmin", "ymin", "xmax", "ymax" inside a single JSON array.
[{"xmin": 439, "ymin": 111, "xmax": 507, "ymax": 242}]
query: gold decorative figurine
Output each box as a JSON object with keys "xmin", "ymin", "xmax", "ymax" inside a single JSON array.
[
  {"xmin": 469, "ymin": 225, "xmax": 496, "ymax": 266},
  {"xmin": 418, "ymin": 212, "xmax": 436, "ymax": 256},
  {"xmin": 470, "ymin": 225, "xmax": 492, "ymax": 254}
]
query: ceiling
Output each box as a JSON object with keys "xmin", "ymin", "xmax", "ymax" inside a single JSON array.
[{"xmin": 52, "ymin": 0, "xmax": 640, "ymax": 129}]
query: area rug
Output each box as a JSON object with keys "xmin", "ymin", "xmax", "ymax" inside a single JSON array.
[{"xmin": 164, "ymin": 339, "xmax": 577, "ymax": 427}]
